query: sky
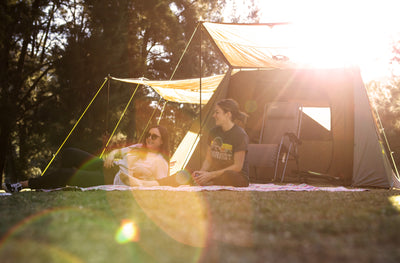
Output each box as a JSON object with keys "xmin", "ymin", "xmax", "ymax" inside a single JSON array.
[{"xmin": 224, "ymin": 0, "xmax": 400, "ymax": 82}]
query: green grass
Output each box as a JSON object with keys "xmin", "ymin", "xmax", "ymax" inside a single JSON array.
[{"xmin": 1, "ymin": 189, "xmax": 400, "ymax": 263}]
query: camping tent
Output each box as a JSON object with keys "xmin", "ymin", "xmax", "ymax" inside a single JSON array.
[{"xmin": 112, "ymin": 22, "xmax": 400, "ymax": 188}]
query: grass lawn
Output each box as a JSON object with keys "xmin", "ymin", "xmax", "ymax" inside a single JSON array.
[{"xmin": 0, "ymin": 188, "xmax": 400, "ymax": 263}]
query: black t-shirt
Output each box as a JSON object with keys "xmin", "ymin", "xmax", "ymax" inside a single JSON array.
[{"xmin": 207, "ymin": 124, "xmax": 249, "ymax": 177}]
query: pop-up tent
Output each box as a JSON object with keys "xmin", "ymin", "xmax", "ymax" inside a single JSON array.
[{"xmin": 111, "ymin": 22, "xmax": 400, "ymax": 188}]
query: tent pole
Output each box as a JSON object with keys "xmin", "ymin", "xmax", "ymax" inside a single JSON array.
[
  {"xmin": 140, "ymin": 95, "xmax": 163, "ymax": 142},
  {"xmin": 106, "ymin": 74, "xmax": 111, "ymax": 134},
  {"xmin": 199, "ymin": 21, "xmax": 203, "ymax": 169},
  {"xmin": 158, "ymin": 101, "xmax": 168, "ymax": 125},
  {"xmin": 373, "ymin": 104, "xmax": 400, "ymax": 181}
]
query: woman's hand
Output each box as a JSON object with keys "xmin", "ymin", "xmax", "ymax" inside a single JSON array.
[
  {"xmin": 192, "ymin": 171, "xmax": 215, "ymax": 186},
  {"xmin": 103, "ymin": 150, "xmax": 117, "ymax": 168}
]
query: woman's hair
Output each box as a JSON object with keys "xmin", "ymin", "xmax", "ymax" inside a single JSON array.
[
  {"xmin": 142, "ymin": 124, "xmax": 170, "ymax": 161},
  {"xmin": 216, "ymin": 98, "xmax": 248, "ymax": 123}
]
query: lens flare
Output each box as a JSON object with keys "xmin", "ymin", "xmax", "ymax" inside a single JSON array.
[
  {"xmin": 174, "ymin": 169, "xmax": 193, "ymax": 185},
  {"xmin": 389, "ymin": 195, "xmax": 400, "ymax": 211},
  {"xmin": 0, "ymin": 239, "xmax": 84, "ymax": 263},
  {"xmin": 0, "ymin": 207, "xmax": 112, "ymax": 261},
  {"xmin": 130, "ymin": 190, "xmax": 208, "ymax": 248},
  {"xmin": 245, "ymin": 100, "xmax": 258, "ymax": 113},
  {"xmin": 115, "ymin": 219, "xmax": 140, "ymax": 244}
]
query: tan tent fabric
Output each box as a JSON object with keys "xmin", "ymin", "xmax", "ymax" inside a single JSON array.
[
  {"xmin": 202, "ymin": 22, "xmax": 298, "ymax": 68},
  {"xmin": 111, "ymin": 74, "xmax": 225, "ymax": 104},
  {"xmin": 352, "ymin": 71, "xmax": 396, "ymax": 188}
]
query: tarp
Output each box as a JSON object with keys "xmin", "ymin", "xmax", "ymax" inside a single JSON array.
[
  {"xmin": 202, "ymin": 22, "xmax": 298, "ymax": 68},
  {"xmin": 111, "ymin": 74, "xmax": 225, "ymax": 104}
]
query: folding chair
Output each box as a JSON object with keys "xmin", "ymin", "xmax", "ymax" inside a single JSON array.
[
  {"xmin": 247, "ymin": 143, "xmax": 279, "ymax": 182},
  {"xmin": 248, "ymin": 102, "xmax": 303, "ymax": 182}
]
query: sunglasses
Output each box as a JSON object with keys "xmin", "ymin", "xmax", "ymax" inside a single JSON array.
[{"xmin": 146, "ymin": 133, "xmax": 160, "ymax": 140}]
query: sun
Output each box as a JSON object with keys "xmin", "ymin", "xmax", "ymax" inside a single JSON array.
[{"xmin": 257, "ymin": 0, "xmax": 400, "ymax": 80}]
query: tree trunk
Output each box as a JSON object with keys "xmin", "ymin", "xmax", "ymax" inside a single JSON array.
[
  {"xmin": 17, "ymin": 122, "xmax": 28, "ymax": 180},
  {"xmin": 0, "ymin": 123, "xmax": 12, "ymax": 184}
]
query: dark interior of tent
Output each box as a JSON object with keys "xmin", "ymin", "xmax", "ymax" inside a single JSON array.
[
  {"xmin": 232, "ymin": 69, "xmax": 356, "ymax": 184},
  {"xmin": 188, "ymin": 68, "xmax": 358, "ymax": 185}
]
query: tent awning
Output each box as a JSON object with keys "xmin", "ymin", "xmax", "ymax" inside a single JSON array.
[
  {"xmin": 202, "ymin": 22, "xmax": 299, "ymax": 69},
  {"xmin": 111, "ymin": 74, "xmax": 225, "ymax": 104}
]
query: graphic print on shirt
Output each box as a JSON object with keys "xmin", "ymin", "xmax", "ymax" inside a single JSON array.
[{"xmin": 210, "ymin": 136, "xmax": 233, "ymax": 161}]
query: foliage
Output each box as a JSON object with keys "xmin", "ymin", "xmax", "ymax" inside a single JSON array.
[
  {"xmin": 366, "ymin": 77, "xmax": 400, "ymax": 167},
  {"xmin": 0, "ymin": 0, "xmax": 74, "ymax": 181},
  {"xmin": 392, "ymin": 39, "xmax": 400, "ymax": 65},
  {"xmin": 366, "ymin": 38, "xmax": 400, "ymax": 168},
  {"xmin": 223, "ymin": 0, "xmax": 260, "ymax": 23}
]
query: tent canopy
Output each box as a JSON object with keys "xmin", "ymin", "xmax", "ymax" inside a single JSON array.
[
  {"xmin": 111, "ymin": 74, "xmax": 225, "ymax": 104},
  {"xmin": 202, "ymin": 22, "xmax": 298, "ymax": 68}
]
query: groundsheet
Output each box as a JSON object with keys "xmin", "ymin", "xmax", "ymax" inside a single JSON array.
[{"xmin": 20, "ymin": 183, "xmax": 368, "ymax": 193}]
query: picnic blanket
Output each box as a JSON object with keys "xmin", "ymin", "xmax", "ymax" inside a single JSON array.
[{"xmin": 31, "ymin": 183, "xmax": 367, "ymax": 192}]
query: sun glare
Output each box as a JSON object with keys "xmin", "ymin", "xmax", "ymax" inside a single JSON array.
[
  {"xmin": 115, "ymin": 220, "xmax": 140, "ymax": 244},
  {"xmin": 255, "ymin": 0, "xmax": 400, "ymax": 80},
  {"xmin": 389, "ymin": 195, "xmax": 400, "ymax": 211}
]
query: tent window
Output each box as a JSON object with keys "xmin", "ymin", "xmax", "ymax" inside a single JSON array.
[
  {"xmin": 302, "ymin": 107, "xmax": 331, "ymax": 131},
  {"xmin": 301, "ymin": 107, "xmax": 331, "ymax": 141}
]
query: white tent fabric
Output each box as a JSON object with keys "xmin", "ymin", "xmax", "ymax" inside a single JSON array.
[{"xmin": 110, "ymin": 74, "xmax": 225, "ymax": 104}]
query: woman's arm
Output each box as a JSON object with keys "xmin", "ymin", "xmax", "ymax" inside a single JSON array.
[
  {"xmin": 103, "ymin": 149, "xmax": 120, "ymax": 168},
  {"xmin": 191, "ymin": 147, "xmax": 212, "ymax": 178},
  {"xmin": 104, "ymin": 144, "xmax": 139, "ymax": 168},
  {"xmin": 119, "ymin": 172, "xmax": 160, "ymax": 187},
  {"xmin": 200, "ymin": 147, "xmax": 213, "ymax": 171},
  {"xmin": 194, "ymin": 150, "xmax": 246, "ymax": 185}
]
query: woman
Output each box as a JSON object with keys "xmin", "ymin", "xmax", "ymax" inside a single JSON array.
[
  {"xmin": 4, "ymin": 125, "xmax": 169, "ymax": 191},
  {"xmin": 110, "ymin": 125, "xmax": 169, "ymax": 187},
  {"xmin": 192, "ymin": 98, "xmax": 249, "ymax": 187}
]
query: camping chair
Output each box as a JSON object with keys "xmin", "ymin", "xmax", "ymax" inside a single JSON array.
[
  {"xmin": 247, "ymin": 143, "xmax": 279, "ymax": 182},
  {"xmin": 248, "ymin": 102, "xmax": 303, "ymax": 182}
]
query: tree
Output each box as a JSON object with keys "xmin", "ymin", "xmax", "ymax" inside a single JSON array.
[
  {"xmin": 366, "ymin": 39, "xmax": 400, "ymax": 169},
  {"xmin": 0, "ymin": 0, "xmax": 75, "ymax": 183}
]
